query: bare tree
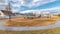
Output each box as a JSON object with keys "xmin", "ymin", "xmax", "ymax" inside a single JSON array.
[{"xmin": 6, "ymin": 2, "xmax": 12, "ymax": 21}]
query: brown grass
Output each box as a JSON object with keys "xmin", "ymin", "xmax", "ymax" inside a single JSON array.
[{"xmin": 3, "ymin": 16, "xmax": 60, "ymax": 26}]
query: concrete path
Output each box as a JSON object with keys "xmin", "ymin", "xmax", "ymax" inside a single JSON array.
[{"xmin": 0, "ymin": 20, "xmax": 60, "ymax": 31}]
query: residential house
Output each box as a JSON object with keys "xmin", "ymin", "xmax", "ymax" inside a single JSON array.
[{"xmin": 0, "ymin": 10, "xmax": 12, "ymax": 18}]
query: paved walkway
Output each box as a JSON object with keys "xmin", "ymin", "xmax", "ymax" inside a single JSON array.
[{"xmin": 0, "ymin": 20, "xmax": 60, "ymax": 31}]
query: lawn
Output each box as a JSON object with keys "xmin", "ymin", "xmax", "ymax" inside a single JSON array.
[
  {"xmin": 4, "ymin": 18, "xmax": 56, "ymax": 26},
  {"xmin": 4, "ymin": 16, "xmax": 59, "ymax": 26},
  {"xmin": 0, "ymin": 27, "xmax": 60, "ymax": 34}
]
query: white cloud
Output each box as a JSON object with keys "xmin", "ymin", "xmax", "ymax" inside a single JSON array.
[
  {"xmin": 20, "ymin": 10, "xmax": 41, "ymax": 14},
  {"xmin": 41, "ymin": 7, "xmax": 60, "ymax": 14},
  {"xmin": 10, "ymin": 0, "xmax": 57, "ymax": 8},
  {"xmin": 18, "ymin": 0, "xmax": 57, "ymax": 8},
  {"xmin": 10, "ymin": 0, "xmax": 57, "ymax": 12},
  {"xmin": 20, "ymin": 7, "xmax": 60, "ymax": 14},
  {"xmin": 40, "ymin": 7, "xmax": 60, "ymax": 11}
]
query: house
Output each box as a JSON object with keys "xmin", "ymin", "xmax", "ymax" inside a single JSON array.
[{"xmin": 0, "ymin": 10, "xmax": 12, "ymax": 18}]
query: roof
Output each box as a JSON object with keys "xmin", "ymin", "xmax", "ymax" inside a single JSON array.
[{"xmin": 1, "ymin": 10, "xmax": 12, "ymax": 16}]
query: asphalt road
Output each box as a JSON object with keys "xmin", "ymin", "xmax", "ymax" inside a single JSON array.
[{"xmin": 0, "ymin": 20, "xmax": 60, "ymax": 31}]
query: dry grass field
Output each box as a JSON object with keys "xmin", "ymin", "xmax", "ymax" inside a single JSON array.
[
  {"xmin": 4, "ymin": 16, "xmax": 60, "ymax": 26},
  {"xmin": 0, "ymin": 27, "xmax": 60, "ymax": 34}
]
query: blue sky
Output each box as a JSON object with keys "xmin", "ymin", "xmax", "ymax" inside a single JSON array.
[
  {"xmin": 35, "ymin": 0, "xmax": 60, "ymax": 9},
  {"xmin": 9, "ymin": 0, "xmax": 60, "ymax": 12}
]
